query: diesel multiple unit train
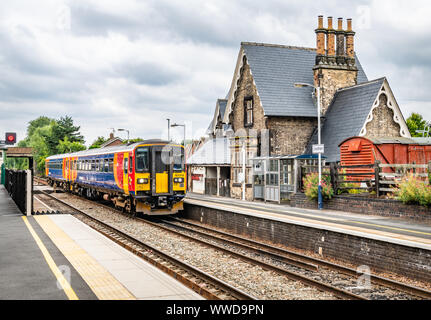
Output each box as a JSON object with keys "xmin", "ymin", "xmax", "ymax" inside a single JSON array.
[{"xmin": 45, "ymin": 140, "xmax": 186, "ymax": 215}]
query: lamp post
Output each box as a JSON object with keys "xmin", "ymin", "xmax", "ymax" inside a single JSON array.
[
  {"xmin": 294, "ymin": 82, "xmax": 323, "ymax": 210},
  {"xmin": 166, "ymin": 119, "xmax": 171, "ymax": 141},
  {"xmin": 117, "ymin": 128, "xmax": 130, "ymax": 144},
  {"xmin": 171, "ymin": 123, "xmax": 186, "ymax": 147}
]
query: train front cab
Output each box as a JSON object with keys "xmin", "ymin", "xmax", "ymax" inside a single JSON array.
[{"xmin": 133, "ymin": 143, "xmax": 186, "ymax": 215}]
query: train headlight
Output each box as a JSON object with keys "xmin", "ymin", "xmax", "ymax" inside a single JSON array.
[
  {"xmin": 174, "ymin": 177, "xmax": 184, "ymax": 183},
  {"xmin": 137, "ymin": 178, "xmax": 149, "ymax": 184}
]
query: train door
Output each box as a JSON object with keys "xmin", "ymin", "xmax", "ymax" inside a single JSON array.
[
  {"xmin": 152, "ymin": 146, "xmax": 172, "ymax": 195},
  {"xmin": 128, "ymin": 153, "xmax": 134, "ymax": 193},
  {"xmin": 123, "ymin": 153, "xmax": 129, "ymax": 195}
]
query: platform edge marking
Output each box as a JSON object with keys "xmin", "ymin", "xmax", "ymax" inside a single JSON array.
[{"xmin": 21, "ymin": 216, "xmax": 79, "ymax": 300}]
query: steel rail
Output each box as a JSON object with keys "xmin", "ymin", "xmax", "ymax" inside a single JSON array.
[
  {"xmin": 34, "ymin": 178, "xmax": 431, "ymax": 299},
  {"xmin": 172, "ymin": 216, "xmax": 431, "ymax": 300},
  {"xmin": 138, "ymin": 217, "xmax": 365, "ymax": 300},
  {"xmin": 35, "ymin": 190, "xmax": 257, "ymax": 300}
]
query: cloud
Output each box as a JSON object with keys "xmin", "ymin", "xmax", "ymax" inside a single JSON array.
[{"xmin": 0, "ymin": 0, "xmax": 430, "ymax": 147}]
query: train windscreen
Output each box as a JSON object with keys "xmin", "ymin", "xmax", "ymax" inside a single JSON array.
[{"xmin": 135, "ymin": 147, "xmax": 149, "ymax": 172}]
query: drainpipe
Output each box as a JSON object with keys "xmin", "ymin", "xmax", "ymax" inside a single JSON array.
[{"xmin": 242, "ymin": 143, "xmax": 246, "ymax": 201}]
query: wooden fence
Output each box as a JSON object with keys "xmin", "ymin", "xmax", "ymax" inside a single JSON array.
[{"xmin": 299, "ymin": 161, "xmax": 431, "ymax": 196}]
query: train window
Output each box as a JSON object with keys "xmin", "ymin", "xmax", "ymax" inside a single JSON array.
[
  {"xmin": 129, "ymin": 156, "xmax": 133, "ymax": 172},
  {"xmin": 173, "ymin": 147, "xmax": 184, "ymax": 171},
  {"xmin": 124, "ymin": 158, "xmax": 128, "ymax": 174},
  {"xmin": 91, "ymin": 160, "xmax": 96, "ymax": 171},
  {"xmin": 104, "ymin": 160, "xmax": 109, "ymax": 173},
  {"xmin": 99, "ymin": 160, "xmax": 104, "ymax": 172},
  {"xmin": 135, "ymin": 147, "xmax": 149, "ymax": 172},
  {"xmin": 108, "ymin": 159, "xmax": 114, "ymax": 172}
]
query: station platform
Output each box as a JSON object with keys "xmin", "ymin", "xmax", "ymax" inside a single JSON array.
[
  {"xmin": 0, "ymin": 186, "xmax": 202, "ymax": 300},
  {"xmin": 185, "ymin": 193, "xmax": 431, "ymax": 250}
]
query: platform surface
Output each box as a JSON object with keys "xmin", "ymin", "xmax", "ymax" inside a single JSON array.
[
  {"xmin": 0, "ymin": 185, "xmax": 202, "ymax": 300},
  {"xmin": 186, "ymin": 193, "xmax": 431, "ymax": 250}
]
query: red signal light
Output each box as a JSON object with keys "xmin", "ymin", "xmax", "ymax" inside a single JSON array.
[{"xmin": 5, "ymin": 132, "xmax": 16, "ymax": 145}]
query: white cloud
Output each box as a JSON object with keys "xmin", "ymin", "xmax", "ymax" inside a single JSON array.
[{"xmin": 0, "ymin": 0, "xmax": 430, "ymax": 146}]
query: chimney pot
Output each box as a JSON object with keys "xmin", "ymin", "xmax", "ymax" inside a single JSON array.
[
  {"xmin": 315, "ymin": 15, "xmax": 326, "ymax": 56},
  {"xmin": 109, "ymin": 133, "xmax": 114, "ymax": 140},
  {"xmin": 327, "ymin": 17, "xmax": 333, "ymax": 29},
  {"xmin": 318, "ymin": 15, "xmax": 324, "ymax": 29},
  {"xmin": 347, "ymin": 18, "xmax": 352, "ymax": 31},
  {"xmin": 338, "ymin": 17, "xmax": 343, "ymax": 30}
]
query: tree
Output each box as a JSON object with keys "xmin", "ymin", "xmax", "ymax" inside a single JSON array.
[
  {"xmin": 57, "ymin": 137, "xmax": 86, "ymax": 154},
  {"xmin": 89, "ymin": 136, "xmax": 108, "ymax": 149},
  {"xmin": 27, "ymin": 116, "xmax": 54, "ymax": 137},
  {"xmin": 406, "ymin": 113, "xmax": 430, "ymax": 137},
  {"xmin": 16, "ymin": 116, "xmax": 87, "ymax": 175},
  {"xmin": 47, "ymin": 116, "xmax": 85, "ymax": 154}
]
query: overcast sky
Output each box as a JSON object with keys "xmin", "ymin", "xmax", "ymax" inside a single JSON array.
[{"xmin": 0, "ymin": 0, "xmax": 430, "ymax": 146}]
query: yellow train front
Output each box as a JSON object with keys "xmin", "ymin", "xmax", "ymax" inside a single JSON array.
[{"xmin": 45, "ymin": 139, "xmax": 186, "ymax": 215}]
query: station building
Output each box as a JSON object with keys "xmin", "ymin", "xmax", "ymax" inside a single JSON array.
[{"xmin": 193, "ymin": 16, "xmax": 411, "ymax": 202}]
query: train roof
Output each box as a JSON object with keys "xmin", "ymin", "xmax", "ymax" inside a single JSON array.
[
  {"xmin": 46, "ymin": 139, "xmax": 177, "ymax": 160},
  {"xmin": 339, "ymin": 136, "xmax": 431, "ymax": 146}
]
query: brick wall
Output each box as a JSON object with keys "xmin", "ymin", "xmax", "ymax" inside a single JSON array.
[
  {"xmin": 183, "ymin": 203, "xmax": 431, "ymax": 282},
  {"xmin": 290, "ymin": 193, "xmax": 431, "ymax": 223}
]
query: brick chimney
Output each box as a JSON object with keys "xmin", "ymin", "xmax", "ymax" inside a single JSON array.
[
  {"xmin": 313, "ymin": 15, "xmax": 358, "ymax": 114},
  {"xmin": 345, "ymin": 18, "xmax": 355, "ymax": 66},
  {"xmin": 109, "ymin": 132, "xmax": 114, "ymax": 140}
]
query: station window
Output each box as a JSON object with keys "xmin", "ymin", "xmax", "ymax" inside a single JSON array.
[{"xmin": 244, "ymin": 96, "xmax": 253, "ymax": 127}]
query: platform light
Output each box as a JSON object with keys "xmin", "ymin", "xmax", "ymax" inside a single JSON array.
[{"xmin": 5, "ymin": 132, "xmax": 16, "ymax": 145}]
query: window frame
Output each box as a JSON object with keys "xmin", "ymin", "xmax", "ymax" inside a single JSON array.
[{"xmin": 244, "ymin": 96, "xmax": 253, "ymax": 127}]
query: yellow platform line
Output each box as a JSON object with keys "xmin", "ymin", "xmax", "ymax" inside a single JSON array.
[
  {"xmin": 34, "ymin": 215, "xmax": 135, "ymax": 300},
  {"xmin": 21, "ymin": 216, "xmax": 78, "ymax": 300}
]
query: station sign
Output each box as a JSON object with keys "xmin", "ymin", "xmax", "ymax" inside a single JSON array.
[{"xmin": 312, "ymin": 144, "xmax": 324, "ymax": 154}]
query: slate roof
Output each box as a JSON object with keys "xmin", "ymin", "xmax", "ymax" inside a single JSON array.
[
  {"xmin": 206, "ymin": 98, "xmax": 228, "ymax": 135},
  {"xmin": 242, "ymin": 42, "xmax": 368, "ymax": 117},
  {"xmin": 306, "ymin": 77, "xmax": 386, "ymax": 162}
]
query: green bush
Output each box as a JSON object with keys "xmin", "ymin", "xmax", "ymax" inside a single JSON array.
[
  {"xmin": 303, "ymin": 172, "xmax": 334, "ymax": 201},
  {"xmin": 394, "ymin": 174, "xmax": 431, "ymax": 207},
  {"xmin": 336, "ymin": 169, "xmax": 363, "ymax": 195}
]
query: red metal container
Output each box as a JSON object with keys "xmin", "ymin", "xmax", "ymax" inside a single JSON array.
[{"xmin": 339, "ymin": 136, "xmax": 431, "ymax": 179}]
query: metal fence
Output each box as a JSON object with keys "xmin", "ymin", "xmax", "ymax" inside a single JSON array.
[{"xmin": 5, "ymin": 169, "xmax": 32, "ymax": 215}]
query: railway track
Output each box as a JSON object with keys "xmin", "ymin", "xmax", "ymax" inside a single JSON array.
[
  {"xmin": 33, "ymin": 177, "xmax": 431, "ymax": 300},
  {"xmin": 34, "ymin": 188, "xmax": 360, "ymax": 300},
  {"xmin": 157, "ymin": 217, "xmax": 431, "ymax": 300},
  {"xmin": 34, "ymin": 189, "xmax": 257, "ymax": 300}
]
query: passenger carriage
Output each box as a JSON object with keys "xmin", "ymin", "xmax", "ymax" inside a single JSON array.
[{"xmin": 45, "ymin": 140, "xmax": 186, "ymax": 215}]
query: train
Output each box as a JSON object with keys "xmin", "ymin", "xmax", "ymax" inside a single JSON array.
[{"xmin": 45, "ymin": 140, "xmax": 186, "ymax": 215}]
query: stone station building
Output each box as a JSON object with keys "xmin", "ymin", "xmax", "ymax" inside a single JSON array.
[{"xmin": 199, "ymin": 15, "xmax": 411, "ymax": 201}]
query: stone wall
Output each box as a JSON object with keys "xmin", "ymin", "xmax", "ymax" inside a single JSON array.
[
  {"xmin": 230, "ymin": 56, "xmax": 266, "ymax": 133},
  {"xmin": 183, "ymin": 203, "xmax": 431, "ymax": 282},
  {"xmin": 365, "ymin": 93, "xmax": 401, "ymax": 138},
  {"xmin": 267, "ymin": 117, "xmax": 317, "ymax": 155},
  {"xmin": 314, "ymin": 67, "xmax": 357, "ymax": 115}
]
